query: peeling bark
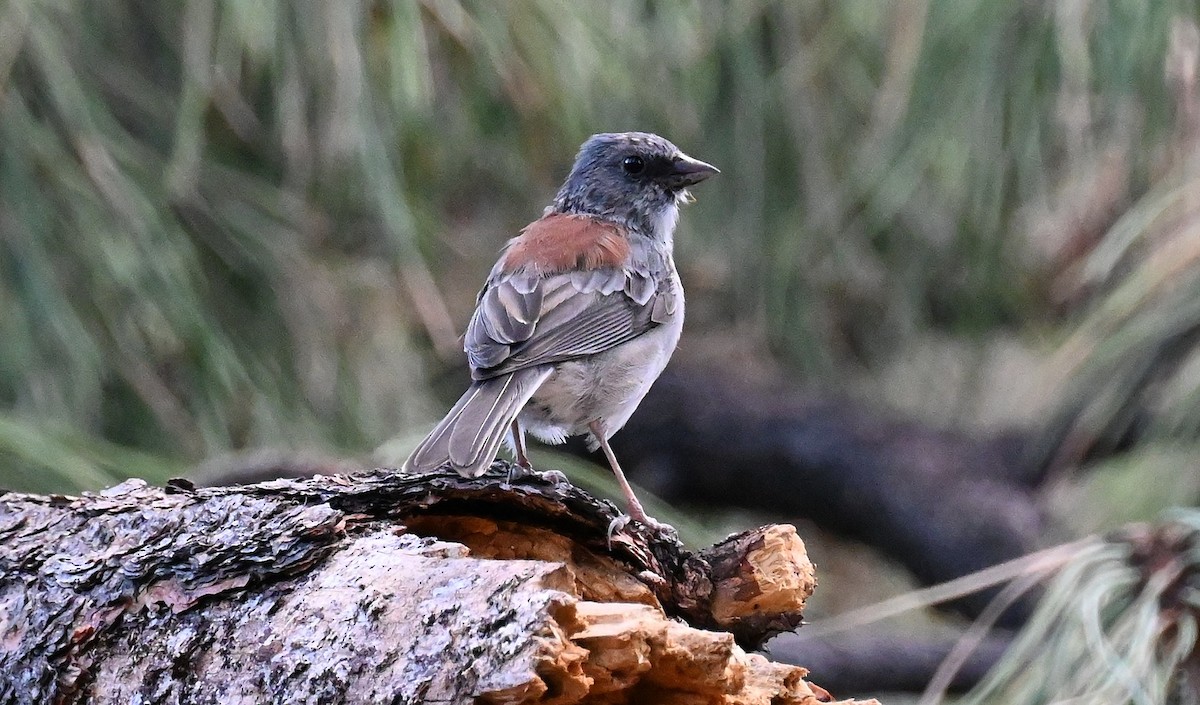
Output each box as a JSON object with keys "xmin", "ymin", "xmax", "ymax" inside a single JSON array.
[{"xmin": 0, "ymin": 466, "xmax": 878, "ymax": 704}]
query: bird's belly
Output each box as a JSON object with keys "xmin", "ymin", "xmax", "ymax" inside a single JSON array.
[{"xmin": 519, "ymin": 312, "xmax": 683, "ymax": 444}]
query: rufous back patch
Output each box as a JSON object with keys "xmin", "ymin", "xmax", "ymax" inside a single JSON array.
[{"xmin": 502, "ymin": 214, "xmax": 630, "ymax": 274}]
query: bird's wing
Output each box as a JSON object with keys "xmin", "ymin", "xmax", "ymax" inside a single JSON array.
[{"xmin": 464, "ymin": 215, "xmax": 677, "ymax": 380}]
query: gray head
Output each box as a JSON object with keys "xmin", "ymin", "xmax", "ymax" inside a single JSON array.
[{"xmin": 552, "ymin": 132, "xmax": 718, "ymax": 237}]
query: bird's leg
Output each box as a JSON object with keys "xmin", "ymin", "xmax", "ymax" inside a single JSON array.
[
  {"xmin": 588, "ymin": 421, "xmax": 663, "ymax": 530},
  {"xmin": 506, "ymin": 420, "xmax": 534, "ymax": 483},
  {"xmin": 507, "ymin": 420, "xmax": 567, "ymax": 485},
  {"xmin": 512, "ymin": 420, "xmax": 532, "ymax": 469}
]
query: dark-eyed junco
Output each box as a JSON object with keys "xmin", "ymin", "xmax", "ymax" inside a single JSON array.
[{"xmin": 403, "ymin": 132, "xmax": 718, "ymax": 525}]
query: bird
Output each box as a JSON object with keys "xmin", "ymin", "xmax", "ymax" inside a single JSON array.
[{"xmin": 402, "ymin": 131, "xmax": 718, "ymax": 526}]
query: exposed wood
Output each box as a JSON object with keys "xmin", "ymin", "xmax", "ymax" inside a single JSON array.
[
  {"xmin": 700, "ymin": 524, "xmax": 814, "ymax": 645},
  {"xmin": 0, "ymin": 466, "xmax": 877, "ymax": 704}
]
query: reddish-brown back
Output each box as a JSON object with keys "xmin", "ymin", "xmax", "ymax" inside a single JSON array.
[{"xmin": 501, "ymin": 214, "xmax": 630, "ymax": 274}]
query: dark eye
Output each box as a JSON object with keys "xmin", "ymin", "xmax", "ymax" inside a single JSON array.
[{"xmin": 622, "ymin": 155, "xmax": 645, "ymax": 175}]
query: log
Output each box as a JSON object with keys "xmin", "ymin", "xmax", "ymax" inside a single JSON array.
[{"xmin": 0, "ymin": 465, "xmax": 878, "ymax": 704}]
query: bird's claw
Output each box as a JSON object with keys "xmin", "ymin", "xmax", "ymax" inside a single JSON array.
[
  {"xmin": 536, "ymin": 469, "xmax": 569, "ymax": 484},
  {"xmin": 606, "ymin": 512, "xmax": 675, "ymax": 548},
  {"xmin": 506, "ymin": 462, "xmax": 533, "ymax": 484},
  {"xmin": 606, "ymin": 515, "xmax": 632, "ymax": 547},
  {"xmin": 506, "ymin": 463, "xmax": 568, "ymax": 486}
]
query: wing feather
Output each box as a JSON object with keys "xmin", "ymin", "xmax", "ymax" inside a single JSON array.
[
  {"xmin": 465, "ymin": 214, "xmax": 675, "ymax": 380},
  {"xmin": 467, "ymin": 270, "xmax": 665, "ymax": 379}
]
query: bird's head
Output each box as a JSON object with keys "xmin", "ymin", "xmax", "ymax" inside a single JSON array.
[{"xmin": 552, "ymin": 132, "xmax": 718, "ymax": 238}]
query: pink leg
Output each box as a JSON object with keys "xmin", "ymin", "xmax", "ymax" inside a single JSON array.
[
  {"xmin": 511, "ymin": 420, "xmax": 532, "ymax": 469},
  {"xmin": 588, "ymin": 421, "xmax": 654, "ymax": 525},
  {"xmin": 506, "ymin": 420, "xmax": 566, "ymax": 485}
]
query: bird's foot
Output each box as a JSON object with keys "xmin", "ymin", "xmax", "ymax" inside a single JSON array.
[
  {"xmin": 538, "ymin": 469, "xmax": 570, "ymax": 484},
  {"xmin": 506, "ymin": 462, "xmax": 568, "ymax": 486},
  {"xmin": 606, "ymin": 512, "xmax": 673, "ymax": 547},
  {"xmin": 506, "ymin": 461, "xmax": 534, "ymax": 484},
  {"xmin": 606, "ymin": 514, "xmax": 631, "ymax": 544}
]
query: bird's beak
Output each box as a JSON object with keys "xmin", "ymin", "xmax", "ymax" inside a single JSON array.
[{"xmin": 665, "ymin": 154, "xmax": 720, "ymax": 189}]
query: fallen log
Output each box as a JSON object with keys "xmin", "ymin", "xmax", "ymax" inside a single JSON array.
[{"xmin": 0, "ymin": 465, "xmax": 878, "ymax": 704}]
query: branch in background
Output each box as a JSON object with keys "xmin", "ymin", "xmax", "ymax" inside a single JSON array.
[
  {"xmin": 611, "ymin": 364, "xmax": 1045, "ymax": 627},
  {"xmin": 768, "ymin": 632, "xmax": 1013, "ymax": 697}
]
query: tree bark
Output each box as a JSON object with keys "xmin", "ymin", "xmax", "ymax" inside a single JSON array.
[{"xmin": 0, "ymin": 466, "xmax": 877, "ymax": 705}]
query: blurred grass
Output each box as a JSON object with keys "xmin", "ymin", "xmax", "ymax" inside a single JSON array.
[
  {"xmin": 944, "ymin": 515, "xmax": 1200, "ymax": 705},
  {"xmin": 0, "ymin": 0, "xmax": 1198, "ymax": 495}
]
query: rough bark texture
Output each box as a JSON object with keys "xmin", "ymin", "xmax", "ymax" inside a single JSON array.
[{"xmin": 0, "ymin": 466, "xmax": 877, "ymax": 705}]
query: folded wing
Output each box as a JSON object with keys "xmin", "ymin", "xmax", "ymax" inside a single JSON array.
[{"xmin": 465, "ymin": 215, "xmax": 676, "ymax": 380}]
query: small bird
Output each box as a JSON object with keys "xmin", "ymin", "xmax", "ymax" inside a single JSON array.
[{"xmin": 403, "ymin": 132, "xmax": 718, "ymax": 526}]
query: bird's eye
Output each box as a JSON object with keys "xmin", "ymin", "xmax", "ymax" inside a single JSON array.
[{"xmin": 622, "ymin": 155, "xmax": 645, "ymax": 175}]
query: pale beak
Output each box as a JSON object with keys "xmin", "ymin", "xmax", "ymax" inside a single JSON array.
[{"xmin": 665, "ymin": 154, "xmax": 720, "ymax": 189}]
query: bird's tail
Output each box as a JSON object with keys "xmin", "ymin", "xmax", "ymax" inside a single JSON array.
[{"xmin": 402, "ymin": 367, "xmax": 552, "ymax": 477}]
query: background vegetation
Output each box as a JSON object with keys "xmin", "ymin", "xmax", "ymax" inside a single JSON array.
[{"xmin": 4, "ymin": 0, "xmax": 1198, "ymax": 501}]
